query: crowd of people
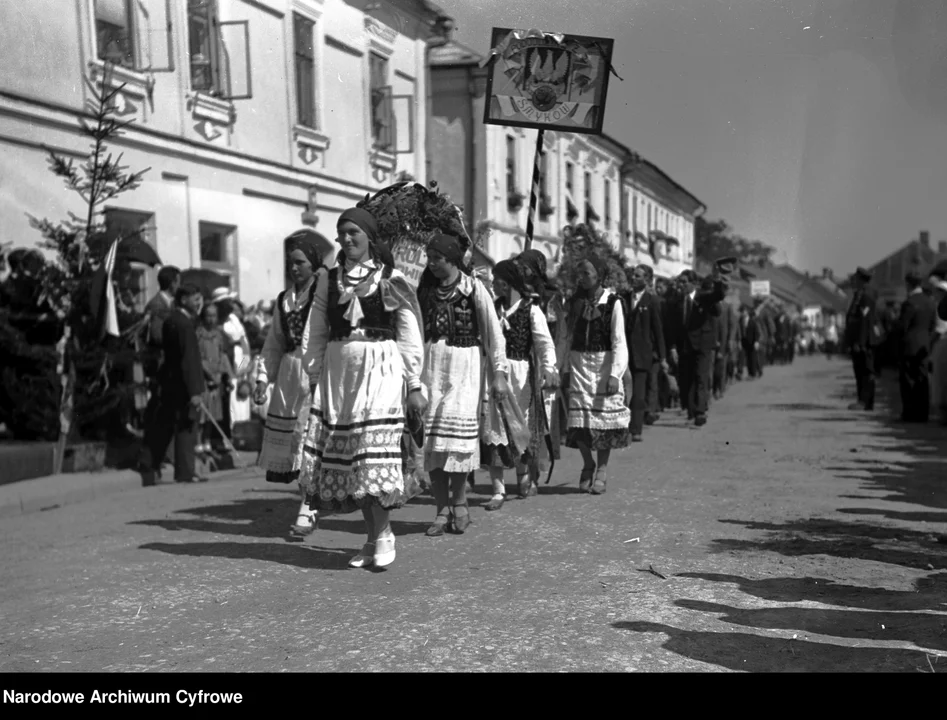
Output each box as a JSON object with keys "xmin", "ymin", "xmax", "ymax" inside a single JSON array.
[
  {"xmin": 843, "ymin": 264, "xmax": 947, "ymax": 424},
  {"xmin": 139, "ymin": 203, "xmax": 784, "ymax": 570}
]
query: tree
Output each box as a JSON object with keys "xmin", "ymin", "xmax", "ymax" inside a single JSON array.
[
  {"xmin": 0, "ymin": 64, "xmax": 149, "ymax": 445},
  {"xmin": 695, "ymin": 216, "xmax": 776, "ymax": 268}
]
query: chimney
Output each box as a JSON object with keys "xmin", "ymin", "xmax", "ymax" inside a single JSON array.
[
  {"xmin": 822, "ymin": 267, "xmax": 830, "ymax": 279},
  {"xmin": 920, "ymin": 230, "xmax": 930, "ymax": 248},
  {"xmin": 939, "ymin": 240, "xmax": 947, "ymax": 255}
]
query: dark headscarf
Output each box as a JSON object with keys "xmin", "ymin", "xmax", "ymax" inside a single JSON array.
[
  {"xmin": 517, "ymin": 249, "xmax": 556, "ymax": 298},
  {"xmin": 285, "ymin": 229, "xmax": 329, "ymax": 269},
  {"xmin": 492, "ymin": 259, "xmax": 527, "ymax": 296},
  {"xmin": 426, "ymin": 233, "xmax": 466, "ymax": 267},
  {"xmin": 583, "ymin": 254, "xmax": 608, "ymax": 280},
  {"xmin": 338, "ymin": 207, "xmax": 379, "ymax": 244}
]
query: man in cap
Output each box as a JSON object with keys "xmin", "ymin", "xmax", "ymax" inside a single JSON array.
[
  {"xmin": 844, "ymin": 266, "xmax": 879, "ymax": 411},
  {"xmin": 665, "ymin": 268, "xmax": 726, "ymax": 427},
  {"xmin": 897, "ymin": 269, "xmax": 936, "ymax": 422}
]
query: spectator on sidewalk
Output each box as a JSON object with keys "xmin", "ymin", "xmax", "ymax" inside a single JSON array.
[
  {"xmin": 196, "ymin": 302, "xmax": 235, "ymax": 451},
  {"xmin": 897, "ymin": 270, "xmax": 936, "ymax": 423},
  {"xmin": 844, "ymin": 266, "xmax": 878, "ymax": 412},
  {"xmin": 742, "ymin": 305, "xmax": 762, "ymax": 379},
  {"xmin": 140, "ymin": 284, "xmax": 207, "ymax": 484}
]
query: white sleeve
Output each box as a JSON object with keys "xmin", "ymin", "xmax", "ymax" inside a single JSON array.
[
  {"xmin": 474, "ymin": 278, "xmax": 509, "ymax": 375},
  {"xmin": 609, "ymin": 298, "xmax": 629, "ymax": 381},
  {"xmin": 302, "ymin": 274, "xmax": 330, "ymax": 387},
  {"xmin": 530, "ymin": 304, "xmax": 557, "ymax": 375},
  {"xmin": 256, "ymin": 312, "xmax": 284, "ymax": 386},
  {"xmin": 395, "ymin": 306, "xmax": 424, "ymax": 391}
]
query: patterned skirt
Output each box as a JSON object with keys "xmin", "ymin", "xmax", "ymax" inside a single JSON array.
[
  {"xmin": 258, "ymin": 349, "xmax": 312, "ymax": 485},
  {"xmin": 565, "ymin": 350, "xmax": 630, "ymax": 450},
  {"xmin": 422, "ymin": 340, "xmax": 482, "ymax": 474},
  {"xmin": 300, "ymin": 338, "xmax": 408, "ymax": 513}
]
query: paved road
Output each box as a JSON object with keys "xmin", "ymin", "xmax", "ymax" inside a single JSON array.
[{"xmin": 1, "ymin": 355, "xmax": 945, "ymax": 672}]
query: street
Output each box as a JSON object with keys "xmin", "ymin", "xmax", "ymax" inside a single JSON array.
[{"xmin": 1, "ymin": 355, "xmax": 945, "ymax": 673}]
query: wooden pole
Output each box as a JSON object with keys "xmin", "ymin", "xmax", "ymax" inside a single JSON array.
[{"xmin": 524, "ymin": 128, "xmax": 545, "ymax": 251}]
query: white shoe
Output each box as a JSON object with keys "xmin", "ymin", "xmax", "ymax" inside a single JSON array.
[
  {"xmin": 290, "ymin": 501, "xmax": 318, "ymax": 536},
  {"xmin": 373, "ymin": 533, "xmax": 396, "ymax": 568},
  {"xmin": 349, "ymin": 543, "xmax": 376, "ymax": 568}
]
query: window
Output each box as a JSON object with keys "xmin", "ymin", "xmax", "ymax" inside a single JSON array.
[
  {"xmin": 104, "ymin": 208, "xmax": 156, "ymax": 312},
  {"xmin": 187, "ymin": 0, "xmax": 252, "ymax": 99},
  {"xmin": 369, "ymin": 52, "xmax": 393, "ymax": 150},
  {"xmin": 584, "ymin": 171, "xmax": 592, "ymax": 204},
  {"xmin": 539, "ymin": 150, "xmax": 548, "ymax": 197},
  {"xmin": 94, "ymin": 0, "xmax": 136, "ymax": 68},
  {"xmin": 506, "ymin": 136, "xmax": 517, "ymax": 194},
  {"xmin": 604, "ymin": 179, "xmax": 611, "ymax": 228},
  {"xmin": 631, "ymin": 191, "xmax": 637, "ymax": 235},
  {"xmin": 647, "ymin": 203, "xmax": 652, "ymax": 233},
  {"xmin": 293, "ymin": 13, "xmax": 317, "ymax": 129},
  {"xmin": 565, "ymin": 162, "xmax": 574, "ymax": 194},
  {"xmin": 199, "ymin": 221, "xmax": 238, "ymax": 291}
]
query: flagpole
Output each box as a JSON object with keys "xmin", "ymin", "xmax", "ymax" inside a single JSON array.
[{"xmin": 524, "ymin": 128, "xmax": 545, "ymax": 251}]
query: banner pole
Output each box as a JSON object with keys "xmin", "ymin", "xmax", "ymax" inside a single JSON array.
[{"xmin": 524, "ymin": 128, "xmax": 545, "ymax": 251}]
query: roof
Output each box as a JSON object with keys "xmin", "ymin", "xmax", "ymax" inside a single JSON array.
[
  {"xmin": 775, "ymin": 264, "xmax": 849, "ymax": 313},
  {"xmin": 429, "ymin": 39, "xmax": 483, "ymax": 67},
  {"xmin": 866, "ymin": 239, "xmax": 936, "ymax": 274}
]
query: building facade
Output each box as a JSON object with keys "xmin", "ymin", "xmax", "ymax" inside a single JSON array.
[
  {"xmin": 865, "ymin": 231, "xmax": 947, "ymax": 305},
  {"xmin": 0, "ymin": 0, "xmax": 451, "ymax": 306},
  {"xmin": 429, "ymin": 40, "xmax": 704, "ymax": 276}
]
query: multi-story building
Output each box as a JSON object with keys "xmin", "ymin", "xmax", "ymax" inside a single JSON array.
[
  {"xmin": 0, "ymin": 0, "xmax": 452, "ymax": 305},
  {"xmin": 429, "ymin": 39, "xmax": 704, "ymax": 277}
]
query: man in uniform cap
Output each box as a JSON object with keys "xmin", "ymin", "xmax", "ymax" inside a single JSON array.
[
  {"xmin": 897, "ymin": 269, "xmax": 936, "ymax": 422},
  {"xmin": 844, "ymin": 266, "xmax": 879, "ymax": 411}
]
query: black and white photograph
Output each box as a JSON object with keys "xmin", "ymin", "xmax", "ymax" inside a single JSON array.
[{"xmin": 1, "ymin": 0, "xmax": 947, "ymax": 680}]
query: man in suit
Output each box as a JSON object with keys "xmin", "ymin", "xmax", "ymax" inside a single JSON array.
[
  {"xmin": 145, "ymin": 266, "xmax": 181, "ymax": 351},
  {"xmin": 712, "ymin": 294, "xmax": 737, "ymax": 399},
  {"xmin": 642, "ymin": 269, "xmax": 666, "ymax": 425},
  {"xmin": 845, "ymin": 266, "xmax": 879, "ymax": 411},
  {"xmin": 742, "ymin": 305, "xmax": 762, "ymax": 378},
  {"xmin": 622, "ymin": 264, "xmax": 667, "ymax": 441},
  {"xmin": 666, "ymin": 269, "xmax": 727, "ymax": 427},
  {"xmin": 898, "ymin": 270, "xmax": 936, "ymax": 422},
  {"xmin": 140, "ymin": 284, "xmax": 207, "ymax": 484}
]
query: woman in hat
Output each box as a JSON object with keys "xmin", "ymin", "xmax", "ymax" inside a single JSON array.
[
  {"xmin": 481, "ymin": 259, "xmax": 558, "ymax": 510},
  {"xmin": 557, "ymin": 253, "xmax": 630, "ymax": 494},
  {"xmin": 254, "ymin": 229, "xmax": 332, "ymax": 535},
  {"xmin": 418, "ymin": 233, "xmax": 509, "ymax": 536},
  {"xmin": 300, "ymin": 208, "xmax": 425, "ymax": 568}
]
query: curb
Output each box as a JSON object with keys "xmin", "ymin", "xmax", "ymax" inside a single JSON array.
[{"xmin": 0, "ymin": 454, "xmax": 264, "ymax": 520}]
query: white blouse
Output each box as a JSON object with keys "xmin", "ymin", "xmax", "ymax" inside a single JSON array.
[
  {"xmin": 556, "ymin": 288, "xmax": 629, "ymax": 382},
  {"xmin": 305, "ymin": 263, "xmax": 424, "ymax": 390}
]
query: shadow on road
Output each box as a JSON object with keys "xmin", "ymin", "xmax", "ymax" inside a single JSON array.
[
  {"xmin": 612, "ymin": 621, "xmax": 943, "ymax": 672},
  {"xmin": 138, "ymin": 540, "xmax": 353, "ymax": 570},
  {"xmin": 675, "ymin": 571, "xmax": 947, "ymax": 612}
]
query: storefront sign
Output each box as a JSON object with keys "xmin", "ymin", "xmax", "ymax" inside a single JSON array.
[
  {"xmin": 750, "ymin": 280, "xmax": 771, "ymax": 297},
  {"xmin": 481, "ymin": 28, "xmax": 614, "ymax": 135}
]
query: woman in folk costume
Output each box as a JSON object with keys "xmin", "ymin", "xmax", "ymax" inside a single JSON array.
[
  {"xmin": 558, "ymin": 253, "xmax": 631, "ymax": 495},
  {"xmin": 418, "ymin": 233, "xmax": 510, "ymax": 536},
  {"xmin": 253, "ymin": 229, "xmax": 332, "ymax": 536},
  {"xmin": 300, "ymin": 208, "xmax": 425, "ymax": 569},
  {"xmin": 481, "ymin": 260, "xmax": 558, "ymax": 510}
]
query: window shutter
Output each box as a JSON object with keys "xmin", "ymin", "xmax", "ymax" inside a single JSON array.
[
  {"xmin": 133, "ymin": 0, "xmax": 176, "ymax": 72},
  {"xmin": 217, "ymin": 19, "xmax": 252, "ymax": 100},
  {"xmin": 372, "ymin": 85, "xmax": 393, "ymax": 151},
  {"xmin": 392, "ymin": 94, "xmax": 414, "ymax": 154}
]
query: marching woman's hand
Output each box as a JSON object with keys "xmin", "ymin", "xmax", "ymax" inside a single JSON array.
[
  {"xmin": 492, "ymin": 372, "xmax": 510, "ymax": 404},
  {"xmin": 406, "ymin": 388, "xmax": 428, "ymax": 419},
  {"xmin": 252, "ymin": 381, "xmax": 268, "ymax": 405},
  {"xmin": 542, "ymin": 369, "xmax": 560, "ymax": 390},
  {"xmin": 606, "ymin": 376, "xmax": 620, "ymax": 396}
]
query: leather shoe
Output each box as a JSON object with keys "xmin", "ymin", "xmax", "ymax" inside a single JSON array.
[
  {"xmin": 451, "ymin": 504, "xmax": 471, "ymax": 534},
  {"xmin": 694, "ymin": 415, "xmax": 707, "ymax": 427},
  {"xmin": 632, "ymin": 434, "xmax": 643, "ymax": 442}
]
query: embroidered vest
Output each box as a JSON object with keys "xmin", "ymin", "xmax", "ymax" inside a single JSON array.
[
  {"xmin": 327, "ymin": 266, "xmax": 397, "ymax": 342},
  {"xmin": 571, "ymin": 294, "xmax": 618, "ymax": 353},
  {"xmin": 277, "ymin": 282, "xmax": 316, "ymax": 353},
  {"xmin": 423, "ymin": 286, "xmax": 482, "ymax": 348},
  {"xmin": 498, "ymin": 299, "xmax": 533, "ymax": 361}
]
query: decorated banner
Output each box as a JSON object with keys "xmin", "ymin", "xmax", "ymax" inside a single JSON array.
[
  {"xmin": 481, "ymin": 28, "xmax": 615, "ymax": 135},
  {"xmin": 391, "ymin": 240, "xmax": 427, "ymax": 289}
]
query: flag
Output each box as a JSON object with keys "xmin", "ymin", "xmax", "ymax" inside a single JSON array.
[{"xmin": 90, "ymin": 238, "xmax": 121, "ymax": 341}]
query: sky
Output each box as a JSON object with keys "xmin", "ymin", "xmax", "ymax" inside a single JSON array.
[{"xmin": 444, "ymin": 0, "xmax": 947, "ymax": 276}]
